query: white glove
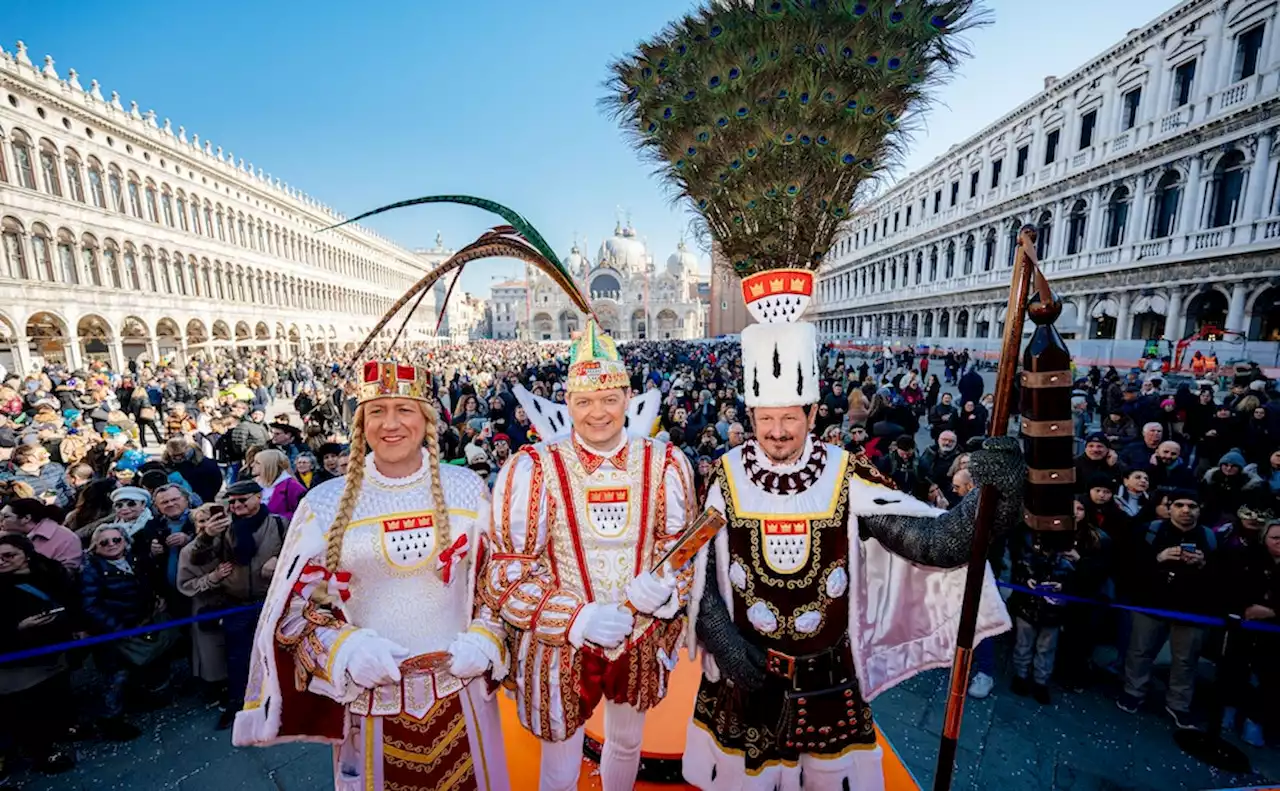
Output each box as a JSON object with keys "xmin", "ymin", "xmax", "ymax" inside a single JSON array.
[
  {"xmin": 346, "ymin": 632, "xmax": 411, "ymax": 689},
  {"xmin": 625, "ymin": 568, "xmax": 677, "ymax": 617},
  {"xmin": 569, "ymin": 602, "xmax": 634, "ymax": 649},
  {"xmin": 447, "ymin": 632, "xmax": 492, "ymax": 679}
]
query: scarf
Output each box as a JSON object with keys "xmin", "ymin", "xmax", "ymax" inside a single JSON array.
[{"xmin": 231, "ymin": 507, "xmax": 269, "ymax": 567}]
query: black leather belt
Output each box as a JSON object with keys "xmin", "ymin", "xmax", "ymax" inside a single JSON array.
[{"xmin": 763, "ymin": 635, "xmax": 854, "ymax": 692}]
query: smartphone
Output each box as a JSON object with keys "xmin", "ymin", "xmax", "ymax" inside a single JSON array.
[
  {"xmin": 1180, "ymin": 543, "xmax": 1198, "ymax": 554},
  {"xmin": 209, "ymin": 504, "xmax": 226, "ymax": 519},
  {"xmin": 43, "ymin": 607, "xmax": 67, "ymax": 616}
]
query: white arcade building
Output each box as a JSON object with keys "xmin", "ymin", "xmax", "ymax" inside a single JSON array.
[
  {"xmin": 811, "ymin": 0, "xmax": 1280, "ymax": 367},
  {"xmin": 0, "ymin": 41, "xmax": 445, "ymax": 375}
]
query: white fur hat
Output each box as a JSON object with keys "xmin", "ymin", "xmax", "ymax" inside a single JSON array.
[{"xmin": 741, "ymin": 321, "xmax": 820, "ymax": 408}]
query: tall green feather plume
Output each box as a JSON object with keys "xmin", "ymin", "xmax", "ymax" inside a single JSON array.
[
  {"xmin": 319, "ymin": 194, "xmax": 573, "ymax": 286},
  {"xmin": 602, "ymin": 0, "xmax": 987, "ymax": 277}
]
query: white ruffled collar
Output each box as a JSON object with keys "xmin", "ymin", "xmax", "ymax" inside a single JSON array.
[{"xmin": 364, "ymin": 448, "xmax": 430, "ymax": 487}]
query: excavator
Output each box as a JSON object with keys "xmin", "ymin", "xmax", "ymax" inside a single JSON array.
[{"xmin": 1170, "ymin": 324, "xmax": 1248, "ymax": 372}]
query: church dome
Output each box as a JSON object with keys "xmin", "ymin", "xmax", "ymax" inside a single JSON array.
[
  {"xmin": 598, "ymin": 221, "xmax": 648, "ymax": 272},
  {"xmin": 667, "ymin": 239, "xmax": 698, "ymax": 277},
  {"xmin": 562, "ymin": 243, "xmax": 588, "ymax": 278}
]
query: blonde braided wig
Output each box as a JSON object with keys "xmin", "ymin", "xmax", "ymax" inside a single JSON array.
[{"xmin": 310, "ymin": 400, "xmax": 452, "ymax": 606}]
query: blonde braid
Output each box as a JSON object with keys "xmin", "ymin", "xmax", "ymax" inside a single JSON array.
[
  {"xmin": 419, "ymin": 402, "xmax": 452, "ymax": 579},
  {"xmin": 311, "ymin": 406, "xmax": 367, "ymax": 605}
]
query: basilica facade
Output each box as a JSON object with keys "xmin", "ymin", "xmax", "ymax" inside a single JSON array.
[{"xmin": 524, "ymin": 222, "xmax": 705, "ymax": 342}]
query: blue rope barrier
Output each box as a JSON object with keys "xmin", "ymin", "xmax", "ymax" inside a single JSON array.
[
  {"xmin": 0, "ymin": 602, "xmax": 262, "ymax": 665},
  {"xmin": 3, "ymin": 581, "xmax": 1276, "ymax": 668},
  {"xmin": 995, "ymin": 580, "xmax": 1280, "ymax": 634}
]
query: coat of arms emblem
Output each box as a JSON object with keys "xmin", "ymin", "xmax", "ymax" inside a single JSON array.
[
  {"xmin": 762, "ymin": 518, "xmax": 810, "ymax": 574},
  {"xmin": 381, "ymin": 513, "xmax": 436, "ymax": 568},
  {"xmin": 585, "ymin": 487, "xmax": 630, "ymax": 539}
]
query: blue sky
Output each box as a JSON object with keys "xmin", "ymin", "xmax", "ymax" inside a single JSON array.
[{"xmin": 14, "ymin": 0, "xmax": 1177, "ymax": 297}]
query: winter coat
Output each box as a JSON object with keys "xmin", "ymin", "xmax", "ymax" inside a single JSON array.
[
  {"xmin": 80, "ymin": 551, "xmax": 161, "ymax": 635},
  {"xmin": 171, "ymin": 455, "xmax": 224, "ymax": 506}
]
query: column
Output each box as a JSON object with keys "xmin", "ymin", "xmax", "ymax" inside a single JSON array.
[
  {"xmin": 1114, "ymin": 291, "xmax": 1132, "ymax": 340},
  {"xmin": 65, "ymin": 337, "xmax": 82, "ymax": 372},
  {"xmin": 988, "ymin": 306, "xmax": 1001, "ymax": 339},
  {"xmin": 994, "ymin": 227, "xmax": 1010, "ymax": 271},
  {"xmin": 148, "ymin": 337, "xmax": 160, "ymax": 365},
  {"xmin": 177, "ymin": 336, "xmax": 188, "ymax": 367},
  {"xmin": 1087, "ymin": 188, "xmax": 1106, "ymax": 249},
  {"xmin": 1179, "ymin": 154, "xmax": 1204, "ymax": 235},
  {"xmin": 1195, "ymin": 9, "xmax": 1227, "ymax": 103},
  {"xmin": 13, "ymin": 334, "xmax": 33, "ymax": 375},
  {"xmin": 1225, "ymin": 282, "xmax": 1249, "ymax": 333},
  {"xmin": 1129, "ymin": 177, "xmax": 1151, "ymax": 247},
  {"xmin": 1244, "ymin": 131, "xmax": 1274, "ymax": 221},
  {"xmin": 1163, "ymin": 287, "xmax": 1184, "ymax": 339},
  {"xmin": 1076, "ymin": 297, "xmax": 1091, "ymax": 339}
]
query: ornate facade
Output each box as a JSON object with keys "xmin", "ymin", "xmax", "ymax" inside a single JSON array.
[
  {"xmin": 0, "ymin": 41, "xmax": 443, "ymax": 374},
  {"xmin": 812, "ymin": 0, "xmax": 1280, "ymax": 364},
  {"xmin": 526, "ymin": 222, "xmax": 705, "ymax": 341}
]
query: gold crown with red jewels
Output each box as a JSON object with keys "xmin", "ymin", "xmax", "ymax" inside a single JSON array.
[{"xmin": 358, "ymin": 361, "xmax": 432, "ymax": 404}]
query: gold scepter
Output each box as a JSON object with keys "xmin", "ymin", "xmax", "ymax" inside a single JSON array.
[{"xmin": 932, "ymin": 226, "xmax": 1075, "ymax": 790}]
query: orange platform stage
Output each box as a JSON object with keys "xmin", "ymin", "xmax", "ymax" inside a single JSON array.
[{"xmin": 496, "ymin": 650, "xmax": 919, "ymax": 790}]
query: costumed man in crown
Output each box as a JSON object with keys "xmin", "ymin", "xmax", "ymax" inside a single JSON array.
[
  {"xmin": 480, "ymin": 321, "xmax": 696, "ymax": 791},
  {"xmin": 597, "ymin": 2, "xmax": 1023, "ymax": 789},
  {"xmin": 233, "ymin": 360, "xmax": 510, "ymax": 791}
]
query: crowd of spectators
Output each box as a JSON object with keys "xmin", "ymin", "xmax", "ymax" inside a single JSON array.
[{"xmin": 1, "ymin": 339, "xmax": 1278, "ymax": 783}]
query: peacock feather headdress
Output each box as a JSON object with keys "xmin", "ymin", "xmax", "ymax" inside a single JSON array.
[
  {"xmin": 602, "ymin": 0, "xmax": 984, "ymax": 291},
  {"xmin": 320, "ymin": 195, "xmax": 598, "ymax": 365}
]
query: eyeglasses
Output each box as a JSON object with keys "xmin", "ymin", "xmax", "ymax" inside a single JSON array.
[{"xmin": 97, "ymin": 536, "xmax": 125, "ymax": 547}]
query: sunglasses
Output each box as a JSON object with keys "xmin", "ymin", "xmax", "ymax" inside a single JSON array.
[
  {"xmin": 114, "ymin": 500, "xmax": 143, "ymax": 509},
  {"xmin": 228, "ymin": 497, "xmax": 254, "ymax": 505},
  {"xmin": 97, "ymin": 536, "xmax": 125, "ymax": 547}
]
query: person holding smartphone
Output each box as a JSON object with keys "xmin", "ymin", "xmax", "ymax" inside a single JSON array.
[
  {"xmin": 1118, "ymin": 489, "xmax": 1219, "ymax": 729},
  {"xmin": 176, "ymin": 503, "xmax": 237, "ymax": 728},
  {"xmin": 0, "ymin": 533, "xmax": 79, "ymax": 774}
]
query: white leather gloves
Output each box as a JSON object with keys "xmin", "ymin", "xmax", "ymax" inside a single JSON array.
[
  {"xmin": 568, "ymin": 602, "xmax": 635, "ymax": 649},
  {"xmin": 345, "ymin": 631, "xmax": 411, "ymax": 689},
  {"xmin": 625, "ymin": 568, "xmax": 679, "ymax": 618},
  {"xmin": 447, "ymin": 631, "xmax": 494, "ymax": 680}
]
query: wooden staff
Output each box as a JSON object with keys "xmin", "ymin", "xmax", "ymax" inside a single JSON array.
[{"xmin": 932, "ymin": 226, "xmax": 1074, "ymax": 791}]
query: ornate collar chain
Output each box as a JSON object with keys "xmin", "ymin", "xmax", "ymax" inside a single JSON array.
[{"xmin": 742, "ymin": 437, "xmax": 826, "ymax": 495}]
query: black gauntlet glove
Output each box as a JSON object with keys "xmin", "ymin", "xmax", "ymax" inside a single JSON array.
[
  {"xmin": 694, "ymin": 550, "xmax": 767, "ymax": 691},
  {"xmin": 967, "ymin": 435, "xmax": 1027, "ymax": 528}
]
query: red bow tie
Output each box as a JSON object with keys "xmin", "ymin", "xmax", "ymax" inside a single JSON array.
[{"xmin": 575, "ymin": 441, "xmax": 629, "ymax": 474}]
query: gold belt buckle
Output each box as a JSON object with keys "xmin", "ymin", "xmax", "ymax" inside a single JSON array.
[{"xmin": 400, "ymin": 651, "xmax": 451, "ymax": 674}]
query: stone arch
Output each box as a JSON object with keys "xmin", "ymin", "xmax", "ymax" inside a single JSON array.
[
  {"xmin": 186, "ymin": 318, "xmax": 208, "ymax": 345},
  {"xmin": 1183, "ymin": 288, "xmax": 1229, "ymax": 336},
  {"xmin": 656, "ymin": 308, "xmax": 680, "ymax": 339},
  {"xmin": 532, "ymin": 312, "xmax": 554, "ymax": 340},
  {"xmin": 76, "ymin": 313, "xmax": 114, "ymax": 364},
  {"xmin": 235, "ymin": 321, "xmax": 251, "ymax": 342},
  {"xmin": 255, "ymin": 321, "xmax": 271, "ymax": 340},
  {"xmin": 24, "ymin": 311, "xmax": 71, "ymax": 367},
  {"xmin": 1247, "ymin": 285, "xmax": 1280, "ymax": 341},
  {"xmin": 0, "ymin": 312, "xmax": 18, "ymax": 373},
  {"xmin": 212, "ymin": 320, "xmax": 232, "ymax": 342},
  {"xmin": 558, "ymin": 310, "xmax": 579, "ymax": 339},
  {"xmin": 631, "ymin": 308, "xmax": 647, "ymax": 340},
  {"xmin": 120, "ymin": 316, "xmax": 150, "ymax": 362}
]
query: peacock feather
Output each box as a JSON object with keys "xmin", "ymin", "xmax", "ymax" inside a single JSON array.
[
  {"xmin": 319, "ymin": 194, "xmax": 575, "ymax": 290},
  {"xmin": 344, "ymin": 227, "xmax": 597, "ymax": 368},
  {"xmin": 602, "ymin": 0, "xmax": 986, "ymax": 277}
]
